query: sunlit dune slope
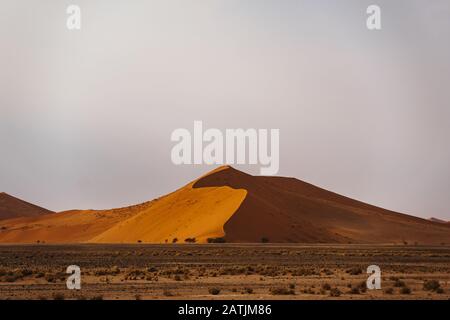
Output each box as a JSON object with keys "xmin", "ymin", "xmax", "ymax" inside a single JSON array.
[
  {"xmin": 91, "ymin": 167, "xmax": 247, "ymax": 243},
  {"xmin": 0, "ymin": 192, "xmax": 54, "ymax": 220}
]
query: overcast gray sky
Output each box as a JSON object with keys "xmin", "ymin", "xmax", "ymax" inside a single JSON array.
[{"xmin": 1, "ymin": 0, "xmax": 449, "ymax": 220}]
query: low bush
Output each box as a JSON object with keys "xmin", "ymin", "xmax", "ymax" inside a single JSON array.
[
  {"xmin": 400, "ymin": 287, "xmax": 411, "ymax": 294},
  {"xmin": 209, "ymin": 288, "xmax": 221, "ymax": 295},
  {"xmin": 270, "ymin": 287, "xmax": 295, "ymax": 295},
  {"xmin": 329, "ymin": 288, "xmax": 341, "ymax": 297},
  {"xmin": 423, "ymin": 280, "xmax": 440, "ymax": 292},
  {"xmin": 207, "ymin": 237, "xmax": 226, "ymax": 243}
]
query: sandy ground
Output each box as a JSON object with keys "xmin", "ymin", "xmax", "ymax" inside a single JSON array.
[{"xmin": 0, "ymin": 244, "xmax": 449, "ymax": 300}]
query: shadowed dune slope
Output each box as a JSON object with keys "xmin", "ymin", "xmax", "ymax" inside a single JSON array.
[
  {"xmin": 0, "ymin": 192, "xmax": 54, "ymax": 220},
  {"xmin": 0, "ymin": 166, "xmax": 449, "ymax": 244},
  {"xmin": 193, "ymin": 167, "xmax": 450, "ymax": 244}
]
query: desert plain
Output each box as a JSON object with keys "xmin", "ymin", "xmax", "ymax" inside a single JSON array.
[{"xmin": 0, "ymin": 243, "xmax": 449, "ymax": 300}]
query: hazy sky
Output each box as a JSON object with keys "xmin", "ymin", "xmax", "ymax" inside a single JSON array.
[{"xmin": 1, "ymin": 1, "xmax": 449, "ymax": 220}]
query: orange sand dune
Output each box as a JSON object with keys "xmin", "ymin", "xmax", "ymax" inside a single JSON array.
[
  {"xmin": 0, "ymin": 192, "xmax": 54, "ymax": 220},
  {"xmin": 0, "ymin": 166, "xmax": 449, "ymax": 244},
  {"xmin": 0, "ymin": 202, "xmax": 154, "ymax": 243}
]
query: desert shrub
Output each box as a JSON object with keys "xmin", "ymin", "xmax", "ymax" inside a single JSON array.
[
  {"xmin": 321, "ymin": 268, "xmax": 334, "ymax": 275},
  {"xmin": 384, "ymin": 287, "xmax": 394, "ymax": 294},
  {"xmin": 393, "ymin": 279, "xmax": 406, "ymax": 287},
  {"xmin": 163, "ymin": 290, "xmax": 174, "ymax": 297},
  {"xmin": 124, "ymin": 269, "xmax": 147, "ymax": 280},
  {"xmin": 219, "ymin": 266, "xmax": 245, "ymax": 276},
  {"xmin": 436, "ymin": 288, "xmax": 444, "ymax": 294},
  {"xmin": 185, "ymin": 238, "xmax": 196, "ymax": 243},
  {"xmin": 20, "ymin": 269, "xmax": 33, "ymax": 277},
  {"xmin": 52, "ymin": 293, "xmax": 65, "ymax": 300},
  {"xmin": 356, "ymin": 281, "xmax": 367, "ymax": 293},
  {"xmin": 302, "ymin": 287, "xmax": 315, "ymax": 294},
  {"xmin": 261, "ymin": 237, "xmax": 269, "ymax": 243},
  {"xmin": 44, "ymin": 274, "xmax": 56, "ymax": 283},
  {"xmin": 400, "ymin": 287, "xmax": 411, "ymax": 294},
  {"xmin": 321, "ymin": 283, "xmax": 331, "ymax": 291},
  {"xmin": 346, "ymin": 267, "xmax": 362, "ymax": 275},
  {"xmin": 147, "ymin": 266, "xmax": 157, "ymax": 273},
  {"xmin": 270, "ymin": 287, "xmax": 295, "ymax": 295},
  {"xmin": 207, "ymin": 237, "xmax": 226, "ymax": 243},
  {"xmin": 209, "ymin": 288, "xmax": 221, "ymax": 295},
  {"xmin": 94, "ymin": 269, "xmax": 116, "ymax": 276},
  {"xmin": 91, "ymin": 295, "xmax": 103, "ymax": 300},
  {"xmin": 174, "ymin": 275, "xmax": 182, "ymax": 281},
  {"xmin": 329, "ymin": 288, "xmax": 341, "ymax": 297},
  {"xmin": 292, "ymin": 268, "xmax": 318, "ymax": 276},
  {"xmin": 244, "ymin": 287, "xmax": 253, "ymax": 294},
  {"xmin": 259, "ymin": 266, "xmax": 280, "ymax": 277},
  {"xmin": 289, "ymin": 283, "xmax": 296, "ymax": 290},
  {"xmin": 423, "ymin": 280, "xmax": 441, "ymax": 292},
  {"xmin": 137, "ymin": 240, "xmax": 142, "ymax": 243},
  {"xmin": 172, "ymin": 238, "xmax": 178, "ymax": 243},
  {"xmin": 349, "ymin": 287, "xmax": 360, "ymax": 294}
]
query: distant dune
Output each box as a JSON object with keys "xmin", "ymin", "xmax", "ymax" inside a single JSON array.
[
  {"xmin": 0, "ymin": 192, "xmax": 54, "ymax": 220},
  {"xmin": 0, "ymin": 166, "xmax": 449, "ymax": 244},
  {"xmin": 0, "ymin": 203, "xmax": 153, "ymax": 243}
]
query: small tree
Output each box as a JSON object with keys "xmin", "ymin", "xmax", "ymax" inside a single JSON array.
[{"xmin": 207, "ymin": 237, "xmax": 226, "ymax": 243}]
